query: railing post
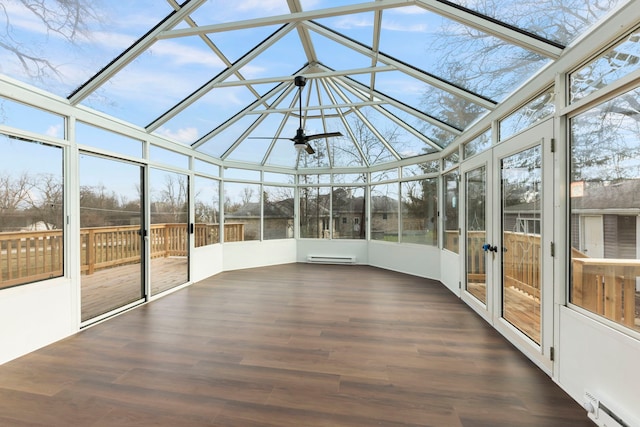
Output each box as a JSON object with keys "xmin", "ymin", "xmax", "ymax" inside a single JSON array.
[{"xmin": 87, "ymin": 229, "xmax": 95, "ymax": 275}]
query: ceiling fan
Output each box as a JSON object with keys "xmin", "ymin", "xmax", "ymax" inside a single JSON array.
[{"xmin": 250, "ymin": 76, "xmax": 342, "ymax": 155}]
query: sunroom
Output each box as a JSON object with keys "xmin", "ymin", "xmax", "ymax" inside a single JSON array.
[{"xmin": 1, "ymin": 0, "xmax": 640, "ymax": 425}]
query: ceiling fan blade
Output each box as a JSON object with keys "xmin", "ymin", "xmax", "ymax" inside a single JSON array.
[
  {"xmin": 247, "ymin": 136, "xmax": 292, "ymax": 140},
  {"xmin": 305, "ymin": 132, "xmax": 343, "ymax": 142},
  {"xmin": 305, "ymin": 143, "xmax": 315, "ymax": 155}
]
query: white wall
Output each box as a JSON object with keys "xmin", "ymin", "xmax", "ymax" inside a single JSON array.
[
  {"xmin": 440, "ymin": 249, "xmax": 460, "ymax": 295},
  {"xmin": 0, "ymin": 278, "xmax": 75, "ymax": 364},
  {"xmin": 368, "ymin": 241, "xmax": 440, "ymax": 280},
  {"xmin": 296, "ymin": 239, "xmax": 368, "ymax": 264},
  {"xmin": 224, "ymin": 239, "xmax": 297, "ymax": 271},
  {"xmin": 558, "ymin": 307, "xmax": 640, "ymax": 426},
  {"xmin": 191, "ymin": 243, "xmax": 223, "ymax": 282}
]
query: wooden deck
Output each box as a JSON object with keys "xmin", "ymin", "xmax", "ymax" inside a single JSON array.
[
  {"xmin": 81, "ymin": 257, "xmax": 188, "ymax": 321},
  {"xmin": 0, "ymin": 264, "xmax": 591, "ymax": 426}
]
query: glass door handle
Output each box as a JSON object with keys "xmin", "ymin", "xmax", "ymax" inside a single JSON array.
[{"xmin": 482, "ymin": 243, "xmax": 498, "ymax": 253}]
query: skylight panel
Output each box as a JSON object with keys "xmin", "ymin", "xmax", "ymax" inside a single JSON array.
[
  {"xmin": 155, "ymin": 84, "xmax": 262, "ymax": 145},
  {"xmin": 0, "ymin": 1, "xmax": 173, "ymax": 97},
  {"xmin": 311, "ymin": 11, "xmax": 376, "ymax": 48},
  {"xmin": 374, "ymin": 71, "xmax": 488, "ymax": 131},
  {"xmin": 204, "ymin": 26, "xmax": 286, "ymax": 64},
  {"xmin": 235, "ymin": 31, "xmax": 308, "ymax": 80},
  {"xmin": 379, "ymin": 7, "xmax": 549, "ymax": 102},
  {"xmin": 195, "ymin": 115, "xmax": 258, "ymax": 158},
  {"xmin": 80, "ymin": 36, "xmax": 227, "ymax": 127},
  {"xmin": 307, "ymin": 31, "xmax": 376, "ymax": 70},
  {"xmin": 445, "ymin": 0, "xmax": 627, "ymax": 46}
]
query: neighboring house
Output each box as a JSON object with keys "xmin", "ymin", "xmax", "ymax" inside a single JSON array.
[{"xmin": 570, "ymin": 180, "xmax": 640, "ymax": 259}]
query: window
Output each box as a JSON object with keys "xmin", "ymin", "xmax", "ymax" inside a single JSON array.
[
  {"xmin": 0, "ymin": 97, "xmax": 64, "ymax": 138},
  {"xmin": 332, "ymin": 187, "xmax": 366, "ymax": 240},
  {"xmin": 570, "ymin": 86, "xmax": 640, "ymax": 334},
  {"xmin": 500, "ymin": 88, "xmax": 555, "ymax": 140},
  {"xmin": 401, "ymin": 178, "xmax": 438, "ymax": 245},
  {"xmin": 371, "ymin": 183, "xmax": 398, "ymax": 242},
  {"xmin": 223, "ymin": 182, "xmax": 261, "ymax": 241},
  {"xmin": 194, "ymin": 176, "xmax": 220, "ymax": 247},
  {"xmin": 263, "ymin": 186, "xmax": 294, "ymax": 240},
  {"xmin": 443, "ymin": 170, "xmax": 459, "ymax": 253},
  {"xmin": 570, "ymin": 27, "xmax": 640, "ymax": 103},
  {"xmin": 299, "ymin": 187, "xmax": 330, "ymax": 239},
  {"xmin": 1, "ymin": 135, "xmax": 64, "ymax": 289},
  {"xmin": 463, "ymin": 129, "xmax": 492, "ymax": 159}
]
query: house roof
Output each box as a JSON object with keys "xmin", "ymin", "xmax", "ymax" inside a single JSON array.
[{"xmin": 0, "ymin": 0, "xmax": 629, "ymax": 170}]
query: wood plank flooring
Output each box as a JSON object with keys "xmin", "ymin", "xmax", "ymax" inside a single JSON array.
[{"xmin": 0, "ymin": 263, "xmax": 591, "ymax": 426}]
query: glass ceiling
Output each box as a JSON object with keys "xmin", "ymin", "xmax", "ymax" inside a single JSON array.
[{"xmin": 0, "ymin": 0, "xmax": 628, "ymax": 170}]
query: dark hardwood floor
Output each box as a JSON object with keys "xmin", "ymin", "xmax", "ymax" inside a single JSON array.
[{"xmin": 0, "ymin": 263, "xmax": 591, "ymax": 426}]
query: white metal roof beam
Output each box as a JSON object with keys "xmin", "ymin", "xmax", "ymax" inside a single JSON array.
[
  {"xmin": 327, "ymin": 67, "xmax": 462, "ymax": 136},
  {"xmin": 165, "ymin": 0, "xmax": 268, "ymax": 108},
  {"xmin": 261, "ymin": 95, "xmax": 300, "ymax": 165},
  {"xmin": 192, "ymin": 81, "xmax": 297, "ymax": 148},
  {"xmin": 288, "ymin": 0, "xmax": 319, "ymax": 63},
  {"xmin": 370, "ymin": 6, "xmax": 384, "ymax": 99},
  {"xmin": 415, "ymin": 0, "xmax": 564, "ymax": 59},
  {"xmin": 331, "ymin": 78, "xmax": 443, "ymax": 151},
  {"xmin": 244, "ymin": 101, "xmax": 383, "ymax": 115},
  {"xmin": 319, "ymin": 78, "xmax": 369, "ymax": 167},
  {"xmin": 68, "ymin": 0, "xmax": 207, "ymax": 104},
  {"xmin": 210, "ymin": 65, "xmax": 396, "ymax": 89},
  {"xmin": 147, "ymin": 23, "xmax": 297, "ymax": 132},
  {"xmin": 328, "ymin": 78, "xmax": 401, "ymax": 160},
  {"xmin": 157, "ymin": 0, "xmax": 416, "ymax": 39},
  {"xmin": 306, "ymin": 21, "xmax": 496, "ymax": 110}
]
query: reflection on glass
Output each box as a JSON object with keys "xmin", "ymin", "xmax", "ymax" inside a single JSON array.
[
  {"xmin": 464, "ymin": 129, "xmax": 492, "ymax": 159},
  {"xmin": 371, "ymin": 168, "xmax": 398, "ymax": 182},
  {"xmin": 401, "ymin": 179, "xmax": 437, "ymax": 245},
  {"xmin": 570, "ymin": 28, "xmax": 640, "ymax": 103},
  {"xmin": 224, "ymin": 182, "xmax": 261, "ymax": 241},
  {"xmin": 443, "ymin": 170, "xmax": 459, "ymax": 253},
  {"xmin": 371, "ymin": 183, "xmax": 399, "ymax": 242},
  {"xmin": 1, "ymin": 136, "xmax": 64, "ymax": 289},
  {"xmin": 501, "ymin": 146, "xmax": 542, "ymax": 344},
  {"xmin": 500, "ymin": 88, "xmax": 555, "ymax": 140},
  {"xmin": 194, "ymin": 176, "xmax": 220, "ymax": 247},
  {"xmin": 443, "ymin": 151, "xmax": 460, "ymax": 170},
  {"xmin": 264, "ymin": 186, "xmax": 294, "ymax": 240},
  {"xmin": 332, "ymin": 187, "xmax": 366, "ymax": 240},
  {"xmin": 299, "ymin": 186, "xmax": 331, "ymax": 239},
  {"xmin": 79, "ymin": 154, "xmax": 143, "ymax": 322},
  {"xmin": 570, "ymin": 87, "xmax": 640, "ymax": 334},
  {"xmin": 149, "ymin": 168, "xmax": 189, "ymax": 295},
  {"xmin": 466, "ymin": 166, "xmax": 487, "ymax": 304}
]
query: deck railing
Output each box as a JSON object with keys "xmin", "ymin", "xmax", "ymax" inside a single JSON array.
[
  {"xmin": 1, "ymin": 223, "xmax": 243, "ymax": 287},
  {"xmin": 0, "ymin": 230, "xmax": 63, "ymax": 287},
  {"xmin": 2, "ymin": 224, "xmax": 637, "ymax": 327}
]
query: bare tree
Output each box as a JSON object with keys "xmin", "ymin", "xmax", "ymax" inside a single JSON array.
[{"xmin": 0, "ymin": 0, "xmax": 102, "ymax": 80}]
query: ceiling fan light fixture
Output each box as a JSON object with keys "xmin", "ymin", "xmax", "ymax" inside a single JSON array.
[{"xmin": 294, "ymin": 141, "xmax": 306, "ymax": 152}]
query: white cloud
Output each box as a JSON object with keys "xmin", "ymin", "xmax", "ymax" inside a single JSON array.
[
  {"xmin": 382, "ymin": 21, "xmax": 428, "ymax": 32},
  {"xmin": 333, "ymin": 16, "xmax": 373, "ymax": 30},
  {"xmin": 46, "ymin": 124, "xmax": 63, "ymax": 138},
  {"xmin": 155, "ymin": 126, "xmax": 199, "ymax": 144},
  {"xmin": 148, "ymin": 40, "xmax": 225, "ymax": 68}
]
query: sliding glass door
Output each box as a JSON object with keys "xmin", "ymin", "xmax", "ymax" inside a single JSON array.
[
  {"xmin": 79, "ymin": 154, "xmax": 144, "ymax": 323},
  {"xmin": 149, "ymin": 168, "xmax": 189, "ymax": 295}
]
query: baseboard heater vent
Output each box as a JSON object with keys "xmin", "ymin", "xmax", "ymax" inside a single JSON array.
[
  {"xmin": 584, "ymin": 392, "xmax": 631, "ymax": 427},
  {"xmin": 306, "ymin": 255, "xmax": 356, "ymax": 264}
]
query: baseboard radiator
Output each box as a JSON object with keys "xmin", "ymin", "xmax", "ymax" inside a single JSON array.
[
  {"xmin": 584, "ymin": 392, "xmax": 631, "ymax": 427},
  {"xmin": 306, "ymin": 255, "xmax": 356, "ymax": 264}
]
